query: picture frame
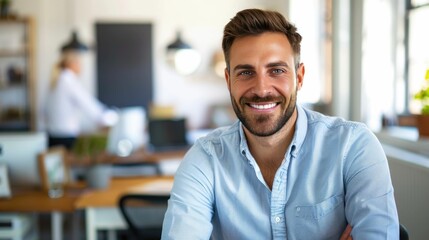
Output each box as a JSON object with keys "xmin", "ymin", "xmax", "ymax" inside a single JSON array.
[
  {"xmin": 0, "ymin": 164, "xmax": 11, "ymax": 198},
  {"xmin": 38, "ymin": 146, "xmax": 70, "ymax": 193}
]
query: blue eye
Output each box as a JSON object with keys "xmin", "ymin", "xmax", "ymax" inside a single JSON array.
[
  {"xmin": 272, "ymin": 69, "xmax": 285, "ymax": 74},
  {"xmin": 239, "ymin": 71, "xmax": 253, "ymax": 76}
]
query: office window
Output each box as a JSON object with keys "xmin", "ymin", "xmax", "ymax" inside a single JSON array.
[
  {"xmin": 406, "ymin": 0, "xmax": 429, "ymax": 114},
  {"xmin": 411, "ymin": 0, "xmax": 429, "ymax": 5},
  {"xmin": 365, "ymin": 0, "xmax": 429, "ymax": 119},
  {"xmin": 289, "ymin": 0, "xmax": 331, "ymax": 104},
  {"xmin": 362, "ymin": 0, "xmax": 396, "ymax": 129}
]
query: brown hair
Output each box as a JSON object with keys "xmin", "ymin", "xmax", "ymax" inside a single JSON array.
[{"xmin": 222, "ymin": 9, "xmax": 302, "ymax": 71}]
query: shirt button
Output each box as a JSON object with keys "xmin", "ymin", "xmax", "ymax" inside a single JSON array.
[
  {"xmin": 296, "ymin": 207, "xmax": 300, "ymax": 212},
  {"xmin": 275, "ymin": 216, "xmax": 281, "ymax": 223}
]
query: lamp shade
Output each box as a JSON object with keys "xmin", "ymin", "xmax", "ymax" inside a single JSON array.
[
  {"xmin": 61, "ymin": 30, "xmax": 88, "ymax": 52},
  {"xmin": 167, "ymin": 32, "xmax": 192, "ymax": 50},
  {"xmin": 166, "ymin": 31, "xmax": 201, "ymax": 75}
]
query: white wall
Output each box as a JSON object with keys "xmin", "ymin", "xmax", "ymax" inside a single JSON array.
[
  {"xmin": 361, "ymin": 0, "xmax": 397, "ymax": 131},
  {"xmin": 382, "ymin": 144, "xmax": 429, "ymax": 240},
  {"xmin": 10, "ymin": 0, "xmax": 286, "ymax": 130}
]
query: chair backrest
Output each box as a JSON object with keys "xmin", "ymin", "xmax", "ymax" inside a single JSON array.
[
  {"xmin": 400, "ymin": 223, "xmax": 409, "ymax": 240},
  {"xmin": 118, "ymin": 194, "xmax": 170, "ymax": 240}
]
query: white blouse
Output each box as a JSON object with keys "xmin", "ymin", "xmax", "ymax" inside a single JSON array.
[{"xmin": 45, "ymin": 69, "xmax": 114, "ymax": 137}]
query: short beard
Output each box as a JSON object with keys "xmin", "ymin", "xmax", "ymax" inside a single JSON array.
[{"xmin": 231, "ymin": 89, "xmax": 297, "ymax": 137}]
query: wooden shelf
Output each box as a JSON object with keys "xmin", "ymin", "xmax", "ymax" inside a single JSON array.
[
  {"xmin": 0, "ymin": 17, "xmax": 28, "ymax": 24},
  {"xmin": 0, "ymin": 17, "xmax": 35, "ymax": 131},
  {"xmin": 0, "ymin": 49, "xmax": 27, "ymax": 57}
]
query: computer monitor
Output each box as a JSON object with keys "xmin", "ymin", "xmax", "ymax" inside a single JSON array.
[
  {"xmin": 0, "ymin": 132, "xmax": 47, "ymax": 187},
  {"xmin": 147, "ymin": 118, "xmax": 190, "ymax": 152}
]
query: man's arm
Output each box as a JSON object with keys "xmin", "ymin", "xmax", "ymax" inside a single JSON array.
[
  {"xmin": 340, "ymin": 225, "xmax": 353, "ymax": 240},
  {"xmin": 161, "ymin": 143, "xmax": 215, "ymax": 239},
  {"xmin": 344, "ymin": 126, "xmax": 399, "ymax": 239}
]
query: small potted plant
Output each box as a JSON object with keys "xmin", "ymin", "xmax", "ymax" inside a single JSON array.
[
  {"xmin": 72, "ymin": 133, "xmax": 112, "ymax": 189},
  {"xmin": 413, "ymin": 68, "xmax": 429, "ymax": 137}
]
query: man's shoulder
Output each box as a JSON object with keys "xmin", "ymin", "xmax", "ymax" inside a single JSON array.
[
  {"xmin": 302, "ymin": 107, "xmax": 367, "ymax": 131},
  {"xmin": 300, "ymin": 107, "xmax": 379, "ymax": 150},
  {"xmin": 181, "ymin": 123, "xmax": 240, "ymax": 171}
]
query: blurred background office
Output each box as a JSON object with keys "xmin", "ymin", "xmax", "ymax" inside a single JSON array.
[{"xmin": 1, "ymin": 0, "xmax": 429, "ymax": 239}]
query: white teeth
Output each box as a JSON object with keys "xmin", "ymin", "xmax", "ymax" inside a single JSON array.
[{"xmin": 249, "ymin": 103, "xmax": 276, "ymax": 109}]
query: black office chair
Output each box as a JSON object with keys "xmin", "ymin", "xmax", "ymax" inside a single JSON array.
[
  {"xmin": 118, "ymin": 194, "xmax": 170, "ymax": 240},
  {"xmin": 400, "ymin": 223, "xmax": 409, "ymax": 240}
]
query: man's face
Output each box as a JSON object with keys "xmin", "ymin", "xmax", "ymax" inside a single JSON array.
[{"xmin": 225, "ymin": 32, "xmax": 304, "ymax": 137}]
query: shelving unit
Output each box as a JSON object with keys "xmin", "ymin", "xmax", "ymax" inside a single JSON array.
[{"xmin": 0, "ymin": 17, "xmax": 36, "ymax": 131}]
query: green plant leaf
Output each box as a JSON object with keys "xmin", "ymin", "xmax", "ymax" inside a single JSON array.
[{"xmin": 422, "ymin": 105, "xmax": 429, "ymax": 115}]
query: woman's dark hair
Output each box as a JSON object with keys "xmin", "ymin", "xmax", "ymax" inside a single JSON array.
[{"xmin": 222, "ymin": 9, "xmax": 302, "ymax": 71}]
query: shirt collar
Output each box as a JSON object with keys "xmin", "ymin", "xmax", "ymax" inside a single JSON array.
[
  {"xmin": 239, "ymin": 122, "xmax": 248, "ymax": 157},
  {"xmin": 292, "ymin": 104, "xmax": 308, "ymax": 157}
]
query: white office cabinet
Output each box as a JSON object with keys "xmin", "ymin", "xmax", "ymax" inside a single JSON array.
[{"xmin": 0, "ymin": 213, "xmax": 38, "ymax": 240}]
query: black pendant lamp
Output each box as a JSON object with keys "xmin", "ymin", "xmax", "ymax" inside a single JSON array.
[
  {"xmin": 61, "ymin": 30, "xmax": 89, "ymax": 52},
  {"xmin": 166, "ymin": 31, "xmax": 201, "ymax": 75},
  {"xmin": 167, "ymin": 31, "xmax": 192, "ymax": 51}
]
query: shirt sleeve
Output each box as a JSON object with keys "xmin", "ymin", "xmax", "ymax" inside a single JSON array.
[
  {"xmin": 344, "ymin": 125, "xmax": 399, "ymax": 239},
  {"xmin": 162, "ymin": 141, "xmax": 215, "ymax": 239}
]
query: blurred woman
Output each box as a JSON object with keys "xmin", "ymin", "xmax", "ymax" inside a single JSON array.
[{"xmin": 44, "ymin": 51, "xmax": 116, "ymax": 149}]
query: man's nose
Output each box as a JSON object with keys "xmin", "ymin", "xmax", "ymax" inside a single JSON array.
[{"xmin": 251, "ymin": 74, "xmax": 272, "ymax": 97}]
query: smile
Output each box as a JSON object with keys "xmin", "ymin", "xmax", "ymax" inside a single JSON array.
[{"xmin": 248, "ymin": 103, "xmax": 278, "ymax": 110}]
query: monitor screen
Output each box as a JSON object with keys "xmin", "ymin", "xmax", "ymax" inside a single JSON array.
[
  {"xmin": 0, "ymin": 132, "xmax": 47, "ymax": 187},
  {"xmin": 148, "ymin": 118, "xmax": 189, "ymax": 151}
]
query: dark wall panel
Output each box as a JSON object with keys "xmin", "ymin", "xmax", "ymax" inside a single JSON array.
[{"xmin": 96, "ymin": 23, "xmax": 153, "ymax": 110}]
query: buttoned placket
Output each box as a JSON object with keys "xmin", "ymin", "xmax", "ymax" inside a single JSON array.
[{"xmin": 270, "ymin": 148, "xmax": 294, "ymax": 240}]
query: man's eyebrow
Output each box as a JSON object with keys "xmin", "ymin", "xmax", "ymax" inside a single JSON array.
[
  {"xmin": 266, "ymin": 61, "xmax": 290, "ymax": 68},
  {"xmin": 232, "ymin": 61, "xmax": 291, "ymax": 72},
  {"xmin": 232, "ymin": 64, "xmax": 254, "ymax": 72}
]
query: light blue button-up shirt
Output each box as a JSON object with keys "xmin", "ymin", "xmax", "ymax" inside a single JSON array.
[{"xmin": 162, "ymin": 105, "xmax": 399, "ymax": 239}]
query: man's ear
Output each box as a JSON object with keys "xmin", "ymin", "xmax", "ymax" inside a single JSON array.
[
  {"xmin": 296, "ymin": 63, "xmax": 305, "ymax": 91},
  {"xmin": 224, "ymin": 68, "xmax": 231, "ymax": 92}
]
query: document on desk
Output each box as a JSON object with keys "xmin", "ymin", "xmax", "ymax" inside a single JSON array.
[{"xmin": 129, "ymin": 179, "xmax": 173, "ymax": 195}]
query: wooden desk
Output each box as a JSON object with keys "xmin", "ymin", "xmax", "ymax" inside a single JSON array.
[
  {"xmin": 71, "ymin": 148, "xmax": 181, "ymax": 240},
  {"xmin": 1, "ymin": 147, "xmax": 182, "ymax": 240},
  {"xmin": 76, "ymin": 176, "xmax": 174, "ymax": 240},
  {"xmin": 76, "ymin": 176, "xmax": 173, "ymax": 208},
  {"xmin": 0, "ymin": 185, "xmax": 85, "ymax": 240},
  {"xmin": 0, "ymin": 177, "xmax": 174, "ymax": 240},
  {"xmin": 0, "ymin": 187, "xmax": 81, "ymax": 212}
]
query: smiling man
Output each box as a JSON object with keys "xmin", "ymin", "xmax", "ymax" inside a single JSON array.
[{"xmin": 162, "ymin": 9, "xmax": 399, "ymax": 239}]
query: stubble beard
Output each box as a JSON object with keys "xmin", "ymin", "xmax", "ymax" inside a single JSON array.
[{"xmin": 231, "ymin": 88, "xmax": 297, "ymax": 137}]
